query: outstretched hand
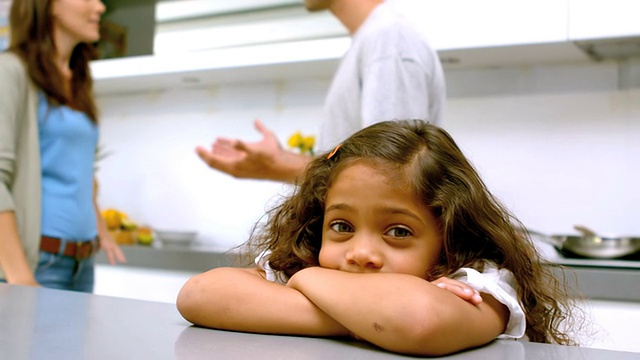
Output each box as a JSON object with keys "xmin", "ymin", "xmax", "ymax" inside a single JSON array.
[
  {"xmin": 196, "ymin": 119, "xmax": 309, "ymax": 183},
  {"xmin": 195, "ymin": 120, "xmax": 280, "ymax": 179}
]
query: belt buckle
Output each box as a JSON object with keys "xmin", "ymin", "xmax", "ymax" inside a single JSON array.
[{"xmin": 75, "ymin": 241, "xmax": 93, "ymax": 261}]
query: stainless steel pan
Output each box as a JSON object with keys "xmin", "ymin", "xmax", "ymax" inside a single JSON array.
[{"xmin": 525, "ymin": 226, "xmax": 640, "ymax": 259}]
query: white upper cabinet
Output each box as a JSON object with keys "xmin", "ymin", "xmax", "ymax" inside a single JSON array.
[
  {"xmin": 569, "ymin": 0, "xmax": 640, "ymax": 40},
  {"xmin": 392, "ymin": 0, "xmax": 569, "ymax": 50},
  {"xmin": 99, "ymin": 0, "xmax": 639, "ymax": 95}
]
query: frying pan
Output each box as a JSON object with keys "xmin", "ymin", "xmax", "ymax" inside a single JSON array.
[{"xmin": 524, "ymin": 226, "xmax": 640, "ymax": 259}]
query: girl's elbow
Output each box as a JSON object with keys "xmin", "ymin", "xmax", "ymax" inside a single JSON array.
[
  {"xmin": 387, "ymin": 310, "xmax": 467, "ymax": 356},
  {"xmin": 176, "ymin": 274, "xmax": 206, "ymax": 324}
]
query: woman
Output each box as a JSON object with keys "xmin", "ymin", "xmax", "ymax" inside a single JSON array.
[{"xmin": 0, "ymin": 0, "xmax": 125, "ymax": 292}]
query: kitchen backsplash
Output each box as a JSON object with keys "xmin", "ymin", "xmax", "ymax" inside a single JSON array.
[{"xmin": 96, "ymin": 60, "xmax": 640, "ymax": 249}]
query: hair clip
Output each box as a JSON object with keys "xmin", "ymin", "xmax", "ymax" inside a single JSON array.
[{"xmin": 327, "ymin": 144, "xmax": 341, "ymax": 159}]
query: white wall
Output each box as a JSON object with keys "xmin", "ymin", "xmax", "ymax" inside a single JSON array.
[
  {"xmin": 95, "ymin": 59, "xmax": 640, "ymax": 249},
  {"xmin": 96, "ymin": 79, "xmax": 327, "ymax": 249}
]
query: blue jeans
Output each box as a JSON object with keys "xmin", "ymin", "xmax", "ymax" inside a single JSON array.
[{"xmin": 34, "ymin": 251, "xmax": 95, "ymax": 293}]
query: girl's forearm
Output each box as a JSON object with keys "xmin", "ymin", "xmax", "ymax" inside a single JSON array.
[
  {"xmin": 177, "ymin": 267, "xmax": 350, "ymax": 336},
  {"xmin": 288, "ymin": 267, "xmax": 504, "ymax": 356},
  {"xmin": 288, "ymin": 268, "xmax": 435, "ymax": 342}
]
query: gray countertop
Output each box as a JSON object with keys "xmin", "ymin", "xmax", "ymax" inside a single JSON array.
[
  {"xmin": 96, "ymin": 244, "xmax": 640, "ymax": 302},
  {"xmin": 1, "ymin": 284, "xmax": 637, "ymax": 360},
  {"xmin": 95, "ymin": 244, "xmax": 240, "ymax": 272}
]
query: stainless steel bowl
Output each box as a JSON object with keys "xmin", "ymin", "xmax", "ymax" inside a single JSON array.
[{"xmin": 155, "ymin": 230, "xmax": 197, "ymax": 248}]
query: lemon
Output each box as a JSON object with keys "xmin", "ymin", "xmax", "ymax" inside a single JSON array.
[
  {"xmin": 121, "ymin": 217, "xmax": 138, "ymax": 230},
  {"xmin": 136, "ymin": 226, "xmax": 154, "ymax": 246},
  {"xmin": 102, "ymin": 209, "xmax": 122, "ymax": 230}
]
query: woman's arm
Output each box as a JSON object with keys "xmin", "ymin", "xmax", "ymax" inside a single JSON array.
[
  {"xmin": 288, "ymin": 267, "xmax": 509, "ymax": 356},
  {"xmin": 0, "ymin": 56, "xmax": 37, "ymax": 285},
  {"xmin": 93, "ymin": 179, "xmax": 126, "ymax": 265},
  {"xmin": 0, "ymin": 211, "xmax": 38, "ymax": 285},
  {"xmin": 176, "ymin": 267, "xmax": 350, "ymax": 336}
]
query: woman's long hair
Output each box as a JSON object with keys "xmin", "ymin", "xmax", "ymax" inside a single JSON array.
[
  {"xmin": 9, "ymin": 0, "xmax": 98, "ymax": 122},
  {"xmin": 245, "ymin": 119, "xmax": 582, "ymax": 346}
]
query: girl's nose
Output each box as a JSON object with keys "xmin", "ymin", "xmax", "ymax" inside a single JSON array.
[
  {"xmin": 345, "ymin": 235, "xmax": 383, "ymax": 270},
  {"xmin": 97, "ymin": 1, "xmax": 106, "ymax": 14}
]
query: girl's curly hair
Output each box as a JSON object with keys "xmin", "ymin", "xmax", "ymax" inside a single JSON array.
[{"xmin": 243, "ymin": 119, "xmax": 583, "ymax": 345}]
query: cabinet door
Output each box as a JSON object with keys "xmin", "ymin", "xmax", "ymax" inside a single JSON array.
[
  {"xmin": 392, "ymin": 0, "xmax": 569, "ymax": 50},
  {"xmin": 569, "ymin": 0, "xmax": 640, "ymax": 40}
]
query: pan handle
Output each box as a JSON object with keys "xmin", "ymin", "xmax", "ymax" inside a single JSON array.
[{"xmin": 517, "ymin": 228, "xmax": 565, "ymax": 249}]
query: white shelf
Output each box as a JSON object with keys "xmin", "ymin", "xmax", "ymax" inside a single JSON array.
[
  {"xmin": 91, "ymin": 37, "xmax": 350, "ymax": 96},
  {"xmin": 92, "ymin": 38, "xmax": 593, "ymax": 96}
]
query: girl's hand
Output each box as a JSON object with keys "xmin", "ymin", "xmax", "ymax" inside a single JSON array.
[{"xmin": 431, "ymin": 277, "xmax": 483, "ymax": 305}]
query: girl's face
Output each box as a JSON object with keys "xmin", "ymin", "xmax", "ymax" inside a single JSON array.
[
  {"xmin": 319, "ymin": 162, "xmax": 442, "ymax": 279},
  {"xmin": 52, "ymin": 0, "xmax": 106, "ymax": 45}
]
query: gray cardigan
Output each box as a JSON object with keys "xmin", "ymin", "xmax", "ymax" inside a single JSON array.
[{"xmin": 0, "ymin": 52, "xmax": 42, "ymax": 278}]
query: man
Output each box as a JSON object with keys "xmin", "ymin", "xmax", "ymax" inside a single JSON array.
[{"xmin": 196, "ymin": 0, "xmax": 446, "ymax": 183}]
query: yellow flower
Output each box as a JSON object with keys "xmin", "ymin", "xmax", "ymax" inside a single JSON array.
[
  {"xmin": 287, "ymin": 132, "xmax": 303, "ymax": 148},
  {"xmin": 301, "ymin": 135, "xmax": 316, "ymax": 155},
  {"xmin": 287, "ymin": 131, "xmax": 316, "ymax": 155}
]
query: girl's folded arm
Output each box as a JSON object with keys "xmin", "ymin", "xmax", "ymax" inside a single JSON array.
[
  {"xmin": 176, "ymin": 267, "xmax": 350, "ymax": 336},
  {"xmin": 288, "ymin": 267, "xmax": 509, "ymax": 356}
]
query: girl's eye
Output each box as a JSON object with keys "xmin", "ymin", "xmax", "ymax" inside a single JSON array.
[
  {"xmin": 386, "ymin": 227, "xmax": 412, "ymax": 238},
  {"xmin": 329, "ymin": 221, "xmax": 353, "ymax": 233}
]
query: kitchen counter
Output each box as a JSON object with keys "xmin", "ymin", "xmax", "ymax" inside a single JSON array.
[
  {"xmin": 96, "ymin": 244, "xmax": 640, "ymax": 302},
  {"xmin": 96, "ymin": 244, "xmax": 239, "ymax": 272},
  {"xmin": 0, "ymin": 284, "xmax": 637, "ymax": 360}
]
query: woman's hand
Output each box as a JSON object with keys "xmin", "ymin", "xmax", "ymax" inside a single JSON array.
[
  {"xmin": 93, "ymin": 197, "xmax": 126, "ymax": 265},
  {"xmin": 431, "ymin": 277, "xmax": 483, "ymax": 305},
  {"xmin": 98, "ymin": 231, "xmax": 126, "ymax": 265}
]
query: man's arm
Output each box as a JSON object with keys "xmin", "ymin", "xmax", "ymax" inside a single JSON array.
[
  {"xmin": 176, "ymin": 267, "xmax": 350, "ymax": 336},
  {"xmin": 288, "ymin": 267, "xmax": 509, "ymax": 356}
]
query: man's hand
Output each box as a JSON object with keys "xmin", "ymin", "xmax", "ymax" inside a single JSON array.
[{"xmin": 196, "ymin": 119, "xmax": 309, "ymax": 183}]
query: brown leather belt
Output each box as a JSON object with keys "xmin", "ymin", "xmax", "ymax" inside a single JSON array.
[{"xmin": 39, "ymin": 236, "xmax": 98, "ymax": 261}]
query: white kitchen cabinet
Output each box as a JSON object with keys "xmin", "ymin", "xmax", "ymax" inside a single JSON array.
[
  {"xmin": 91, "ymin": 37, "xmax": 347, "ymax": 96},
  {"xmin": 569, "ymin": 0, "xmax": 640, "ymax": 40},
  {"xmin": 94, "ymin": 264, "xmax": 196, "ymax": 304},
  {"xmin": 577, "ymin": 299, "xmax": 640, "ymax": 353},
  {"xmin": 92, "ymin": 0, "xmax": 594, "ymax": 96},
  {"xmin": 393, "ymin": 0, "xmax": 569, "ymax": 50}
]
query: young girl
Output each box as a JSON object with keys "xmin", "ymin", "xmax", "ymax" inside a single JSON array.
[
  {"xmin": 177, "ymin": 120, "xmax": 578, "ymax": 356},
  {"xmin": 0, "ymin": 0, "xmax": 125, "ymax": 291}
]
